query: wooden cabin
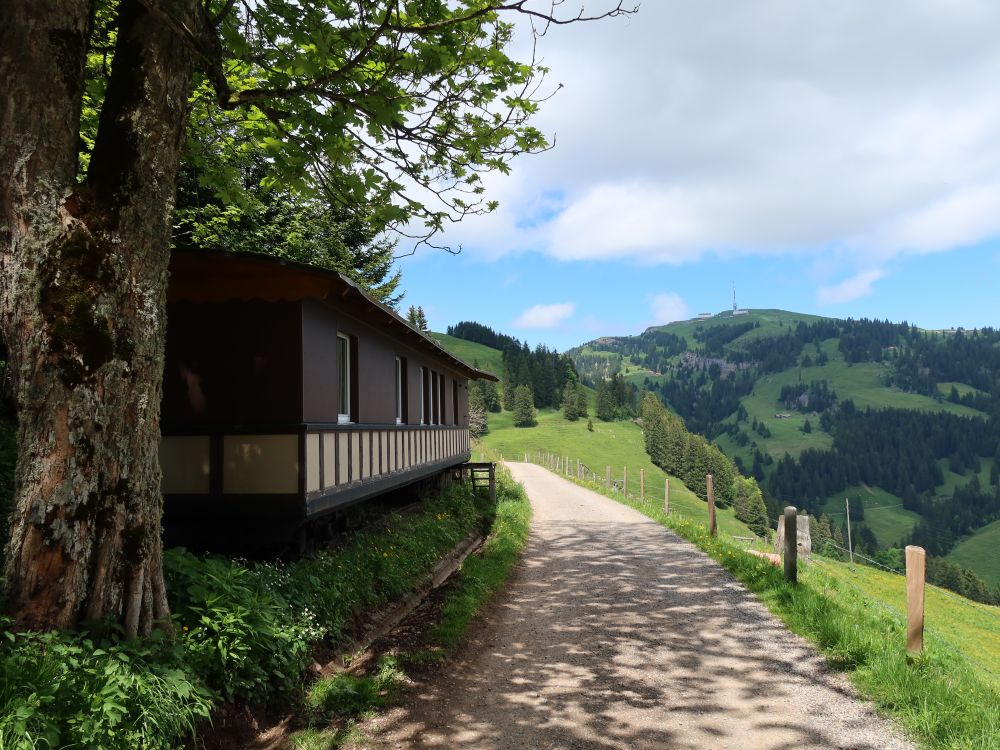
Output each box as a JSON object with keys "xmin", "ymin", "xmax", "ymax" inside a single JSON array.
[{"xmin": 159, "ymin": 249, "xmax": 497, "ymax": 551}]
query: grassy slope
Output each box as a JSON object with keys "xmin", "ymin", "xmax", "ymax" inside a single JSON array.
[
  {"xmin": 947, "ymin": 519, "xmax": 1000, "ymax": 588},
  {"xmin": 819, "ymin": 485, "xmax": 922, "ymax": 548},
  {"xmin": 477, "ymin": 408, "xmax": 756, "ymax": 541},
  {"xmin": 429, "ymin": 333, "xmax": 504, "ymax": 376},
  {"xmin": 808, "ymin": 557, "xmax": 1000, "ymax": 691}
]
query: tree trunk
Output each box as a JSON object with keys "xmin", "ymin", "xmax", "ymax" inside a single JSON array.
[{"xmin": 1, "ymin": 0, "xmax": 194, "ymax": 635}]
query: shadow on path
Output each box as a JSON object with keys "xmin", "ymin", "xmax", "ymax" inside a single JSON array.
[{"xmin": 360, "ymin": 463, "xmax": 913, "ymax": 750}]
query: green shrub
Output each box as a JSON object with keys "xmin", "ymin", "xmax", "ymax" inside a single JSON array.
[
  {"xmin": 164, "ymin": 551, "xmax": 321, "ymax": 703},
  {"xmin": 0, "ymin": 620, "xmax": 211, "ymax": 750}
]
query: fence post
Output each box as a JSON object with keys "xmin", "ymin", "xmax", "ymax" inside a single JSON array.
[
  {"xmin": 707, "ymin": 474, "xmax": 717, "ymax": 537},
  {"xmin": 577, "ymin": 459, "xmax": 582, "ymax": 480},
  {"xmin": 664, "ymin": 477, "xmax": 670, "ymax": 515},
  {"xmin": 623, "ymin": 466, "xmax": 628, "ymax": 496},
  {"xmin": 640, "ymin": 469, "xmax": 645, "ymax": 501},
  {"xmin": 606, "ymin": 466, "xmax": 611, "ymax": 490},
  {"xmin": 783, "ymin": 506, "xmax": 797, "ymax": 583},
  {"xmin": 905, "ymin": 545, "xmax": 926, "ymax": 654}
]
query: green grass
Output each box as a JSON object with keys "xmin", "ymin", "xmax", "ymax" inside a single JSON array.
[
  {"xmin": 568, "ymin": 481, "xmax": 1000, "ymax": 749},
  {"xmin": 808, "ymin": 559, "xmax": 1000, "ymax": 692},
  {"xmin": 935, "ymin": 459, "xmax": 994, "ymax": 497},
  {"xmin": 738, "ymin": 339, "xmax": 982, "ymax": 460},
  {"xmin": 289, "ymin": 469, "xmax": 532, "ymax": 749},
  {"xmin": 430, "ymin": 467, "xmax": 531, "ymax": 648},
  {"xmin": 650, "ymin": 308, "xmax": 834, "ymax": 348},
  {"xmin": 937, "ymin": 381, "xmax": 989, "ymax": 399},
  {"xmin": 820, "ymin": 485, "xmax": 921, "ymax": 548},
  {"xmin": 947, "ymin": 519, "xmax": 1000, "ymax": 589},
  {"xmin": 429, "ymin": 333, "xmax": 504, "ymax": 376},
  {"xmin": 478, "ymin": 408, "xmax": 757, "ymax": 541}
]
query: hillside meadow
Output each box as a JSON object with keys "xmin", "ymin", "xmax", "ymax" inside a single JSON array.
[{"xmin": 477, "ymin": 407, "xmax": 758, "ymax": 542}]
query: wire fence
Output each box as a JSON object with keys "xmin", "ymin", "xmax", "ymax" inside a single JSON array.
[{"xmin": 517, "ymin": 450, "xmax": 999, "ymax": 622}]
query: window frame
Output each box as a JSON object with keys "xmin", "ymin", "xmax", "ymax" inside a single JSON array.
[
  {"xmin": 337, "ymin": 333, "xmax": 352, "ymax": 424},
  {"xmin": 395, "ymin": 356, "xmax": 403, "ymax": 425}
]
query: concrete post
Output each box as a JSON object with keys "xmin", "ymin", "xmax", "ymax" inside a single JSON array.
[{"xmin": 783, "ymin": 506, "xmax": 797, "ymax": 583}]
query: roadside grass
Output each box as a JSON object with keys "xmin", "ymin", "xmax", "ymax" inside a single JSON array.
[
  {"xmin": 947, "ymin": 518, "xmax": 1000, "ymax": 590},
  {"xmin": 1, "ymin": 483, "xmax": 493, "ymax": 750},
  {"xmin": 429, "ymin": 468, "xmax": 531, "ymax": 648},
  {"xmin": 288, "ymin": 467, "xmax": 532, "ymax": 748},
  {"xmin": 428, "ymin": 333, "xmax": 503, "ymax": 376},
  {"xmin": 479, "ymin": 407, "xmax": 756, "ymax": 540},
  {"xmin": 807, "ymin": 558, "xmax": 1000, "ymax": 690},
  {"xmin": 542, "ymin": 467, "xmax": 999, "ymax": 749},
  {"xmin": 819, "ymin": 485, "xmax": 921, "ymax": 548}
]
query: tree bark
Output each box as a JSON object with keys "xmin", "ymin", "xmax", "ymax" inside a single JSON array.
[{"xmin": 1, "ymin": 0, "xmax": 195, "ymax": 635}]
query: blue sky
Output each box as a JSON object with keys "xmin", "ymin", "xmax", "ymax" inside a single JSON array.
[{"xmin": 394, "ymin": 1, "xmax": 1000, "ymax": 352}]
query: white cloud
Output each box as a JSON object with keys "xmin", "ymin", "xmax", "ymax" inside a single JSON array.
[
  {"xmin": 513, "ymin": 302, "xmax": 575, "ymax": 329},
  {"xmin": 650, "ymin": 293, "xmax": 690, "ymax": 325},
  {"xmin": 817, "ymin": 269, "xmax": 886, "ymax": 305},
  {"xmin": 431, "ymin": 0, "xmax": 1000, "ymax": 291}
]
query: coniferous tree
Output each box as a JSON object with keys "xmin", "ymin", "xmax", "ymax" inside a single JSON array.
[
  {"xmin": 596, "ymin": 379, "xmax": 617, "ymax": 421},
  {"xmin": 513, "ymin": 385, "xmax": 537, "ymax": 427},
  {"xmin": 502, "ymin": 368, "xmax": 516, "ymax": 411},
  {"xmin": 563, "ymin": 382, "xmax": 581, "ymax": 421},
  {"xmin": 575, "ymin": 385, "xmax": 589, "ymax": 419}
]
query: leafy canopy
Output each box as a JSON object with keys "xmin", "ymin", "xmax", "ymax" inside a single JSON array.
[{"xmin": 81, "ymin": 0, "xmax": 633, "ymax": 248}]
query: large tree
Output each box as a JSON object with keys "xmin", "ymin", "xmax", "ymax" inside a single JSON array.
[{"xmin": 0, "ymin": 0, "xmax": 632, "ymax": 635}]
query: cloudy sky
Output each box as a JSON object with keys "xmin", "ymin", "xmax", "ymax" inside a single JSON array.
[{"xmin": 399, "ymin": 0, "xmax": 1000, "ymax": 350}]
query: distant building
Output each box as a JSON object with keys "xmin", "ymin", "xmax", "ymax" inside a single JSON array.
[
  {"xmin": 734, "ymin": 308, "xmax": 750, "ymax": 316},
  {"xmin": 697, "ymin": 312, "xmax": 713, "ymax": 320}
]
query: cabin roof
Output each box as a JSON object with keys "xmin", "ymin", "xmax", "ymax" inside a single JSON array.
[{"xmin": 168, "ymin": 249, "xmax": 498, "ymax": 382}]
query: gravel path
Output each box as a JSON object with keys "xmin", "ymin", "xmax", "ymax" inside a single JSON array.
[{"xmin": 357, "ymin": 463, "xmax": 915, "ymax": 749}]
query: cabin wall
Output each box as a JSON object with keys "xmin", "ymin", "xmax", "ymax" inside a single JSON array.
[
  {"xmin": 163, "ymin": 300, "xmax": 303, "ymax": 427},
  {"xmin": 301, "ymin": 298, "xmax": 471, "ymax": 426}
]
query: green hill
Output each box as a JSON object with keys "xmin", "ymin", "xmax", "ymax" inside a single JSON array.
[
  {"xmin": 947, "ymin": 519, "xmax": 1000, "ymax": 588},
  {"xmin": 565, "ymin": 309, "xmax": 1000, "ymax": 595},
  {"xmin": 430, "ymin": 332, "xmax": 504, "ymax": 377},
  {"xmin": 476, "ymin": 407, "xmax": 757, "ymax": 541}
]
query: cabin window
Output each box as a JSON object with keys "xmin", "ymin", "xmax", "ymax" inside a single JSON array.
[
  {"xmin": 337, "ymin": 333, "xmax": 352, "ymax": 423},
  {"xmin": 395, "ymin": 357, "xmax": 405, "ymax": 424},
  {"xmin": 420, "ymin": 366, "xmax": 429, "ymax": 424},
  {"xmin": 453, "ymin": 381, "xmax": 459, "ymax": 425},
  {"xmin": 430, "ymin": 371, "xmax": 438, "ymax": 425},
  {"xmin": 439, "ymin": 375, "xmax": 446, "ymax": 425}
]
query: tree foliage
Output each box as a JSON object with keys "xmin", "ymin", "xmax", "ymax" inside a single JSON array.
[
  {"xmin": 512, "ymin": 384, "xmax": 536, "ymax": 427},
  {"xmin": 0, "ymin": 0, "xmax": 632, "ymax": 633}
]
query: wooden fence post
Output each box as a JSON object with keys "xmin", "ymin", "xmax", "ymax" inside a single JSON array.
[
  {"xmin": 707, "ymin": 474, "xmax": 717, "ymax": 537},
  {"xmin": 640, "ymin": 469, "xmax": 645, "ymax": 501},
  {"xmin": 606, "ymin": 466, "xmax": 611, "ymax": 490},
  {"xmin": 664, "ymin": 478, "xmax": 670, "ymax": 515},
  {"xmin": 783, "ymin": 506, "xmax": 797, "ymax": 583},
  {"xmin": 906, "ymin": 545, "xmax": 926, "ymax": 654},
  {"xmin": 577, "ymin": 459, "xmax": 582, "ymax": 480},
  {"xmin": 623, "ymin": 466, "xmax": 628, "ymax": 496}
]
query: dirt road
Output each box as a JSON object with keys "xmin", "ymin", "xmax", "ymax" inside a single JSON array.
[{"xmin": 358, "ymin": 462, "xmax": 914, "ymax": 749}]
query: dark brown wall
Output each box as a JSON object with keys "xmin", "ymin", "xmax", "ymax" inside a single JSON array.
[
  {"xmin": 301, "ymin": 298, "xmax": 472, "ymax": 425},
  {"xmin": 163, "ymin": 301, "xmax": 303, "ymax": 428}
]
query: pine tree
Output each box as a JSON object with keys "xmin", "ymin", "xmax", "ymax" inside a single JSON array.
[
  {"xmin": 406, "ymin": 305, "xmax": 420, "ymax": 328},
  {"xmin": 733, "ymin": 476, "xmax": 770, "ymax": 539},
  {"xmin": 596, "ymin": 379, "xmax": 616, "ymax": 421},
  {"xmin": 575, "ymin": 384, "xmax": 589, "ymax": 419},
  {"xmin": 587, "ymin": 418, "xmax": 594, "ymax": 432},
  {"xmin": 513, "ymin": 385, "xmax": 537, "ymax": 427},
  {"xmin": 416, "ymin": 306, "xmax": 429, "ymax": 331},
  {"xmin": 563, "ymin": 382, "xmax": 580, "ymax": 421}
]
